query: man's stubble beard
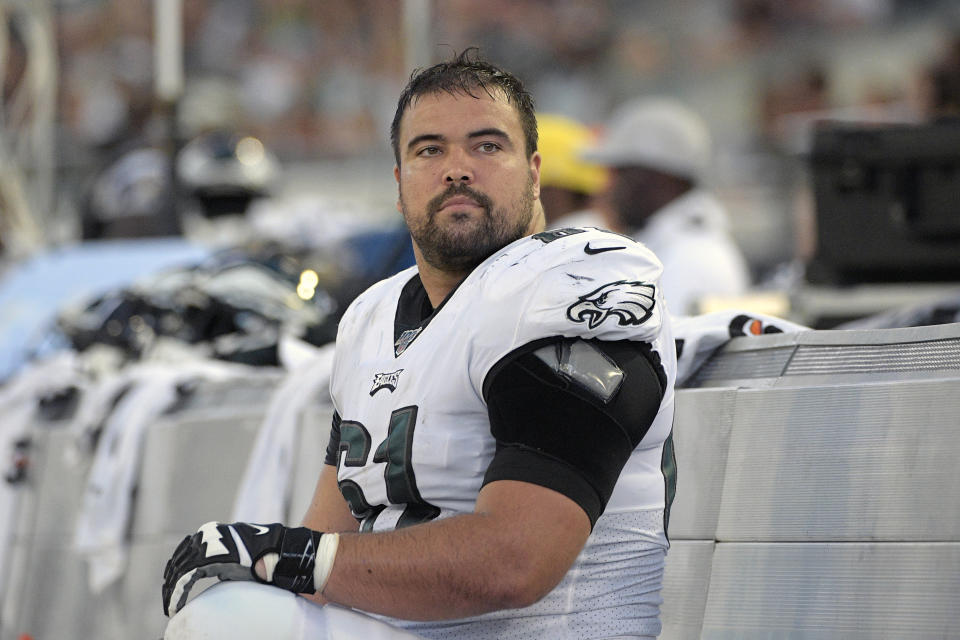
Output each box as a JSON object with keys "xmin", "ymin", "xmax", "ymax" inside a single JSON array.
[{"xmin": 401, "ymin": 177, "xmax": 536, "ymax": 274}]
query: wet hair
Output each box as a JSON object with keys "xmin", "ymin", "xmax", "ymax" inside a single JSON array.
[{"xmin": 390, "ymin": 48, "xmax": 537, "ymax": 165}]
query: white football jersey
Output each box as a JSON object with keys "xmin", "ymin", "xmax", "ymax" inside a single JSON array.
[{"xmin": 329, "ymin": 227, "xmax": 677, "ymax": 639}]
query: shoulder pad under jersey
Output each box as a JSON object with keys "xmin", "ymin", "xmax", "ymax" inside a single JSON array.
[{"xmin": 465, "ymin": 227, "xmax": 667, "ymax": 376}]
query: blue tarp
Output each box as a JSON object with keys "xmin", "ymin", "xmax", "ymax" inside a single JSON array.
[{"xmin": 0, "ymin": 238, "xmax": 208, "ymax": 382}]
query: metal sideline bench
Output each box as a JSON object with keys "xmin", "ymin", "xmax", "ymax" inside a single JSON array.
[
  {"xmin": 2, "ymin": 323, "xmax": 958, "ymax": 639},
  {"xmin": 0, "ymin": 375, "xmax": 281, "ymax": 640},
  {"xmin": 660, "ymin": 322, "xmax": 960, "ymax": 639}
]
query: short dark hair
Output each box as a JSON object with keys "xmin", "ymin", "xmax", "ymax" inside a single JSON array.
[{"xmin": 390, "ymin": 48, "xmax": 538, "ymax": 165}]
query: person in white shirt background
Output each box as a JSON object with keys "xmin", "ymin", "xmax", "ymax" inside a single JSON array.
[{"xmin": 582, "ymin": 98, "xmax": 751, "ymax": 316}]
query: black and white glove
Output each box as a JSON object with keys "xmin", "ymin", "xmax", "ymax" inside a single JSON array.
[{"xmin": 161, "ymin": 521, "xmax": 338, "ymax": 617}]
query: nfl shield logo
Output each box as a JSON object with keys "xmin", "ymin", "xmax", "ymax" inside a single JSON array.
[{"xmin": 394, "ymin": 327, "xmax": 422, "ymax": 357}]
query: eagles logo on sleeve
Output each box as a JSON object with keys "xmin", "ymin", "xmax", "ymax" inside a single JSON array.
[{"xmin": 566, "ymin": 280, "xmax": 656, "ymax": 329}]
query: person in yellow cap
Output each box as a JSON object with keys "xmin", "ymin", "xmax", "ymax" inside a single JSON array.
[{"xmin": 536, "ymin": 113, "xmax": 608, "ymax": 229}]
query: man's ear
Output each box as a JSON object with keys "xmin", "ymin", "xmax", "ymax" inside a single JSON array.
[
  {"xmin": 394, "ymin": 165, "xmax": 402, "ymax": 213},
  {"xmin": 529, "ymin": 151, "xmax": 542, "ymax": 199}
]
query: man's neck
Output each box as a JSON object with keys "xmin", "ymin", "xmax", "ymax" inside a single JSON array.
[
  {"xmin": 415, "ymin": 257, "xmax": 470, "ymax": 309},
  {"xmin": 410, "ymin": 206, "xmax": 547, "ymax": 307}
]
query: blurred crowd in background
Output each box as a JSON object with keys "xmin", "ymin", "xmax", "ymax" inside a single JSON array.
[
  {"xmin": 10, "ymin": 0, "xmax": 956, "ymax": 271},
  {"xmin": 2, "ymin": 0, "xmax": 960, "ymax": 382},
  {"xmin": 52, "ymin": 0, "xmax": 960, "ymax": 157}
]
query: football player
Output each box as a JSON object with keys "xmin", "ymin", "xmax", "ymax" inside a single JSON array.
[{"xmin": 162, "ymin": 48, "xmax": 677, "ymax": 639}]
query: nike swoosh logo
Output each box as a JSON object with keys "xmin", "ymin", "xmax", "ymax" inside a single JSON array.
[
  {"xmin": 584, "ymin": 243, "xmax": 626, "ymax": 255},
  {"xmin": 250, "ymin": 524, "xmax": 270, "ymax": 535}
]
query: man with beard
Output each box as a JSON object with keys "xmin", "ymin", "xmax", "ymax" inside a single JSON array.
[{"xmin": 162, "ymin": 49, "xmax": 677, "ymax": 640}]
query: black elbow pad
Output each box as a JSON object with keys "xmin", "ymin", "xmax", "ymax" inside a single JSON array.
[{"xmin": 482, "ymin": 337, "xmax": 666, "ymax": 526}]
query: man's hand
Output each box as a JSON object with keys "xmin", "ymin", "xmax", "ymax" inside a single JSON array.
[{"xmin": 162, "ymin": 521, "xmax": 327, "ymax": 616}]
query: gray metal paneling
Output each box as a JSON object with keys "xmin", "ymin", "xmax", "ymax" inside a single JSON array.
[
  {"xmin": 166, "ymin": 376, "xmax": 281, "ymax": 413},
  {"xmin": 669, "ymin": 389, "xmax": 738, "ymax": 540},
  {"xmin": 686, "ymin": 346, "xmax": 795, "ymax": 388},
  {"xmin": 132, "ymin": 411, "xmax": 264, "ymax": 536},
  {"xmin": 660, "ymin": 540, "xmax": 714, "ymax": 640},
  {"xmin": 716, "ymin": 379, "xmax": 960, "ymax": 541},
  {"xmin": 3, "ymin": 428, "xmax": 97, "ymax": 640},
  {"xmin": 0, "ymin": 531, "xmax": 31, "ymax": 640},
  {"xmin": 1, "ymin": 537, "xmax": 180, "ymax": 640},
  {"xmin": 3, "ymin": 381, "xmax": 275, "ymax": 640},
  {"xmin": 688, "ymin": 323, "xmax": 960, "ymax": 389},
  {"xmin": 2, "ymin": 540, "xmax": 127, "ymax": 640},
  {"xmin": 125, "ymin": 537, "xmax": 186, "ymax": 640},
  {"xmin": 786, "ymin": 338, "xmax": 960, "ymax": 376},
  {"xmin": 701, "ymin": 542, "xmax": 960, "ymax": 639},
  {"xmin": 12, "ymin": 428, "xmax": 92, "ymax": 541}
]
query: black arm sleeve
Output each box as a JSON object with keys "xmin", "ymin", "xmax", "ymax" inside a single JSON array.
[
  {"xmin": 482, "ymin": 337, "xmax": 666, "ymax": 527},
  {"xmin": 323, "ymin": 411, "xmax": 342, "ymax": 467}
]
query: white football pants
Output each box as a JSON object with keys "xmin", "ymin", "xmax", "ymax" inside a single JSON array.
[{"xmin": 164, "ymin": 582, "xmax": 424, "ymax": 640}]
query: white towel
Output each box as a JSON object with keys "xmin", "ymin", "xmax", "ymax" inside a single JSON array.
[
  {"xmin": 673, "ymin": 310, "xmax": 808, "ymax": 386},
  {"xmin": 232, "ymin": 342, "xmax": 336, "ymax": 524},
  {"xmin": 73, "ymin": 358, "xmax": 255, "ymax": 592}
]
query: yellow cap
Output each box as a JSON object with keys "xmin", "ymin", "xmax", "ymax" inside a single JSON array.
[{"xmin": 537, "ymin": 114, "xmax": 608, "ymax": 195}]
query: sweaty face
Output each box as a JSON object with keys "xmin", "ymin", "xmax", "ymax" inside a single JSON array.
[{"xmin": 395, "ymin": 90, "xmax": 541, "ymax": 274}]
